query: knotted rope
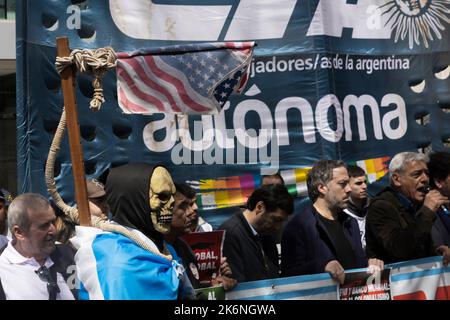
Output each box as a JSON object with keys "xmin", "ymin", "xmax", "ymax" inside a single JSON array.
[
  {"xmin": 44, "ymin": 108, "xmax": 80, "ymax": 223},
  {"xmin": 55, "ymin": 47, "xmax": 117, "ymax": 111}
]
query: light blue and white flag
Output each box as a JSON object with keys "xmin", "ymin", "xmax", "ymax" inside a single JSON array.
[
  {"xmin": 70, "ymin": 226, "xmax": 184, "ymax": 300},
  {"xmin": 226, "ymin": 273, "xmax": 338, "ymax": 300},
  {"xmin": 226, "ymin": 256, "xmax": 450, "ymax": 300},
  {"xmin": 389, "ymin": 256, "xmax": 450, "ymax": 300}
]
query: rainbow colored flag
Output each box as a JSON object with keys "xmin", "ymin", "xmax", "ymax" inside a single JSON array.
[
  {"xmin": 280, "ymin": 167, "xmax": 311, "ymax": 198},
  {"xmin": 190, "ymin": 156, "xmax": 391, "ymax": 210},
  {"xmin": 190, "ymin": 174, "xmax": 261, "ymax": 210},
  {"xmin": 348, "ymin": 156, "xmax": 391, "ymax": 184}
]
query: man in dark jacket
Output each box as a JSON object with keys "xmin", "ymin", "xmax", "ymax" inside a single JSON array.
[
  {"xmin": 282, "ymin": 160, "xmax": 383, "ymax": 284},
  {"xmin": 219, "ymin": 185, "xmax": 293, "ymax": 283},
  {"xmin": 366, "ymin": 152, "xmax": 450, "ymax": 264}
]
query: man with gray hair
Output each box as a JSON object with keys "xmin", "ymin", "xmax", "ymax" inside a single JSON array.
[
  {"xmin": 366, "ymin": 151, "xmax": 450, "ymax": 264},
  {"xmin": 0, "ymin": 193, "xmax": 76, "ymax": 300}
]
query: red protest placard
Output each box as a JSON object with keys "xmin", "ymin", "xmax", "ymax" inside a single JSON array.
[
  {"xmin": 181, "ymin": 230, "xmax": 225, "ymax": 286},
  {"xmin": 339, "ymin": 269, "xmax": 391, "ymax": 300}
]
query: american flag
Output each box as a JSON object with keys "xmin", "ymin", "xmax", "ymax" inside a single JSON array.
[{"xmin": 116, "ymin": 42, "xmax": 255, "ymax": 115}]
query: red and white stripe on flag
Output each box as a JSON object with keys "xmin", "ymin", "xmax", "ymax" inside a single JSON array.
[{"xmin": 116, "ymin": 42, "xmax": 255, "ymax": 115}]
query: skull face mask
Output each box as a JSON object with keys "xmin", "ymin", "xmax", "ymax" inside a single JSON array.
[{"xmin": 149, "ymin": 166, "xmax": 176, "ymax": 234}]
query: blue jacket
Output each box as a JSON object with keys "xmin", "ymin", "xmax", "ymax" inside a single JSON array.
[{"xmin": 281, "ymin": 205, "xmax": 367, "ymax": 277}]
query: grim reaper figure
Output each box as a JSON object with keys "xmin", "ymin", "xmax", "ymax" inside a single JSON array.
[{"xmin": 70, "ymin": 163, "xmax": 194, "ymax": 299}]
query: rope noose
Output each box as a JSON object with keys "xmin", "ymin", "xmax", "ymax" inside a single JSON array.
[
  {"xmin": 55, "ymin": 47, "xmax": 117, "ymax": 111},
  {"xmin": 49, "ymin": 48, "xmax": 172, "ymax": 261},
  {"xmin": 44, "ymin": 108, "xmax": 80, "ymax": 223}
]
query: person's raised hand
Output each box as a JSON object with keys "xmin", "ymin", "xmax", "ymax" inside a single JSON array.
[{"xmin": 423, "ymin": 190, "xmax": 449, "ymax": 212}]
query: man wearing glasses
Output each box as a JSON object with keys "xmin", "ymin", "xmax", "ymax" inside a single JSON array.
[{"xmin": 0, "ymin": 193, "xmax": 76, "ymax": 300}]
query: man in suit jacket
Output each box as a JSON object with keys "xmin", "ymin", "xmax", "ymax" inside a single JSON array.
[
  {"xmin": 282, "ymin": 160, "xmax": 383, "ymax": 284},
  {"xmin": 219, "ymin": 185, "xmax": 293, "ymax": 283}
]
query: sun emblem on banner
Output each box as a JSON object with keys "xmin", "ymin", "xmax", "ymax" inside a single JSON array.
[{"xmin": 379, "ymin": 0, "xmax": 450, "ymax": 48}]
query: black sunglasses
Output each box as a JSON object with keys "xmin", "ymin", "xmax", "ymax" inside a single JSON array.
[{"xmin": 35, "ymin": 266, "xmax": 61, "ymax": 300}]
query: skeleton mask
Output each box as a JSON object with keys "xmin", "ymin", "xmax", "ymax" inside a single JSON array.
[{"xmin": 149, "ymin": 166, "xmax": 176, "ymax": 234}]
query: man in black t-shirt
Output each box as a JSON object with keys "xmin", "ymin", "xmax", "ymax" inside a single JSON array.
[{"xmin": 282, "ymin": 160, "xmax": 383, "ymax": 284}]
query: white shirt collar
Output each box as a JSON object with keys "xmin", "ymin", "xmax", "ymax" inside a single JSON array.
[
  {"xmin": 243, "ymin": 213, "xmax": 258, "ymax": 236},
  {"xmin": 2, "ymin": 241, "xmax": 54, "ymax": 268}
]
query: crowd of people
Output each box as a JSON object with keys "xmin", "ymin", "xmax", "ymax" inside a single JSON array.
[{"xmin": 0, "ymin": 150, "xmax": 448, "ymax": 299}]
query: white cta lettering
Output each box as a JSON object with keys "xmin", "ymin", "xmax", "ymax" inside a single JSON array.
[
  {"xmin": 109, "ymin": 0, "xmax": 297, "ymax": 41},
  {"xmin": 307, "ymin": 0, "xmax": 391, "ymax": 39}
]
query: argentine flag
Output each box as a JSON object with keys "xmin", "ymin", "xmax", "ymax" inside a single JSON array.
[{"xmin": 70, "ymin": 226, "xmax": 184, "ymax": 300}]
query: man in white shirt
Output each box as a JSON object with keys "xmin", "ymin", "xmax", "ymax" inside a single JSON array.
[{"xmin": 0, "ymin": 193, "xmax": 76, "ymax": 300}]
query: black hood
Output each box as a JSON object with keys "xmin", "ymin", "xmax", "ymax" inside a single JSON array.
[
  {"xmin": 105, "ymin": 163, "xmax": 164, "ymax": 250},
  {"xmin": 347, "ymin": 197, "xmax": 370, "ymax": 218}
]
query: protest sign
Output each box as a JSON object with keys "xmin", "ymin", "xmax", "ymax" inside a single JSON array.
[
  {"xmin": 339, "ymin": 269, "xmax": 391, "ymax": 300},
  {"xmin": 182, "ymin": 230, "xmax": 225, "ymax": 286}
]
